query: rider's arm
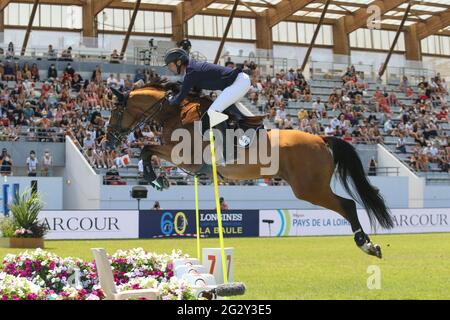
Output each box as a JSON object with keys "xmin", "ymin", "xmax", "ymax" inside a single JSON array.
[{"xmin": 168, "ymin": 72, "xmax": 195, "ymax": 106}]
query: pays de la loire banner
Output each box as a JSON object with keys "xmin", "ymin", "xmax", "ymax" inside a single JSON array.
[
  {"xmin": 139, "ymin": 210, "xmax": 259, "ymax": 239},
  {"xmin": 39, "ymin": 211, "xmax": 139, "ymax": 239},
  {"xmin": 259, "ymin": 208, "xmax": 450, "ymax": 237}
]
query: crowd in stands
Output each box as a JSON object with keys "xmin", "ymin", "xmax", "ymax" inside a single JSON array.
[
  {"xmin": 243, "ymin": 62, "xmax": 449, "ymax": 174},
  {"xmin": 0, "ymin": 40, "xmax": 449, "ymax": 182},
  {"xmin": 0, "ymin": 42, "xmax": 163, "ymax": 178}
]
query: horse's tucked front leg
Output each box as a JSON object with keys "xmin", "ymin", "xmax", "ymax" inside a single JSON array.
[{"xmin": 141, "ymin": 145, "xmax": 169, "ymax": 191}]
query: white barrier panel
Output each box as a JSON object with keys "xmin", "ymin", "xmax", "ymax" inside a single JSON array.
[
  {"xmin": 39, "ymin": 210, "xmax": 139, "ymax": 239},
  {"xmin": 202, "ymin": 248, "xmax": 234, "ymax": 285},
  {"xmin": 259, "ymin": 208, "xmax": 450, "ymax": 237}
]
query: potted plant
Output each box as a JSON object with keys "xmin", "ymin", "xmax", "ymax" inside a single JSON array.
[{"xmin": 0, "ymin": 189, "xmax": 47, "ymax": 248}]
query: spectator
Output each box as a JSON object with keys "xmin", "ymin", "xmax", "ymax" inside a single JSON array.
[
  {"xmin": 83, "ymin": 132, "xmax": 95, "ymax": 149},
  {"xmin": 110, "ymin": 49, "xmax": 120, "ymax": 63},
  {"xmin": 387, "ymin": 90, "xmax": 398, "ymax": 108},
  {"xmin": 60, "ymin": 46, "xmax": 73, "ymax": 61},
  {"xmin": 274, "ymin": 104, "xmax": 287, "ymax": 128},
  {"xmin": 48, "ymin": 64, "xmax": 57, "ymax": 79},
  {"xmin": 330, "ymin": 116, "xmax": 340, "ymax": 130},
  {"xmin": 26, "ymin": 150, "xmax": 38, "ymax": 177},
  {"xmin": 0, "ymin": 148, "xmax": 13, "ymax": 176},
  {"xmin": 31, "ymin": 63, "xmax": 40, "ymax": 81},
  {"xmin": 47, "ymin": 44, "xmax": 57, "ymax": 60},
  {"xmin": 14, "ymin": 63, "xmax": 22, "ymax": 81},
  {"xmin": 91, "ymin": 65, "xmax": 102, "ymax": 83},
  {"xmin": 396, "ymin": 134, "xmax": 407, "ymax": 153},
  {"xmin": 368, "ymin": 158, "xmax": 377, "ymax": 176},
  {"xmin": 134, "ymin": 69, "xmax": 145, "ymax": 83},
  {"xmin": 40, "ymin": 149, "xmax": 53, "ymax": 176},
  {"xmin": 324, "ymin": 124, "xmax": 335, "ymax": 136},
  {"xmin": 152, "ymin": 201, "xmax": 161, "ymax": 210},
  {"xmin": 312, "ymin": 97, "xmax": 325, "ymax": 118},
  {"xmin": 399, "ymin": 76, "xmax": 409, "ymax": 92},
  {"xmin": 383, "ymin": 118, "xmax": 394, "ymax": 135},
  {"xmin": 178, "ymin": 38, "xmax": 192, "ymax": 53},
  {"xmin": 71, "ymin": 73, "xmax": 83, "ymax": 92},
  {"xmin": 6, "ymin": 42, "xmax": 15, "ymax": 59},
  {"xmin": 65, "ymin": 63, "xmax": 75, "ymax": 78},
  {"xmin": 3, "ymin": 61, "xmax": 15, "ymax": 81},
  {"xmin": 22, "ymin": 62, "xmax": 32, "ymax": 80},
  {"xmin": 107, "ymin": 74, "xmax": 119, "ymax": 88},
  {"xmin": 220, "ymin": 197, "xmax": 229, "ymax": 210},
  {"xmin": 124, "ymin": 74, "xmax": 134, "ymax": 91},
  {"xmin": 283, "ymin": 114, "xmax": 294, "ymax": 129}
]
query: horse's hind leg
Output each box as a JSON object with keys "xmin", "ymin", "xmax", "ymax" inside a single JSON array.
[
  {"xmin": 321, "ymin": 191, "xmax": 383, "ymax": 259},
  {"xmin": 289, "ymin": 181, "xmax": 382, "ymax": 258}
]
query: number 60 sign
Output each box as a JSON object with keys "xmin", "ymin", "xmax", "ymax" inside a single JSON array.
[{"xmin": 202, "ymin": 247, "xmax": 234, "ymax": 285}]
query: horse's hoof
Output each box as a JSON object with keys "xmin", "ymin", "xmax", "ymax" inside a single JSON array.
[{"xmin": 359, "ymin": 241, "xmax": 382, "ymax": 259}]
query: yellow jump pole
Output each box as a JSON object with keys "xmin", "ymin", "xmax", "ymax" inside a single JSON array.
[
  {"xmin": 194, "ymin": 175, "xmax": 201, "ymax": 261},
  {"xmin": 209, "ymin": 129, "xmax": 228, "ymax": 284}
]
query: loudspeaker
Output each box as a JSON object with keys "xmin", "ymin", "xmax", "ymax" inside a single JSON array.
[
  {"xmin": 31, "ymin": 180, "xmax": 38, "ymax": 194},
  {"xmin": 130, "ymin": 186, "xmax": 148, "ymax": 199}
]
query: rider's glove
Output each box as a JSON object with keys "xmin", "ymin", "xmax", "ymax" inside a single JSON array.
[{"xmin": 165, "ymin": 90, "xmax": 173, "ymax": 99}]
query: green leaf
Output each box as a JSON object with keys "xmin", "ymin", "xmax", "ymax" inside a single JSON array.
[{"xmin": 9, "ymin": 189, "xmax": 45, "ymax": 232}]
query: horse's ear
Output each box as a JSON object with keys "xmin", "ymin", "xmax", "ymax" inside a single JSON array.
[{"xmin": 111, "ymin": 87, "xmax": 125, "ymax": 104}]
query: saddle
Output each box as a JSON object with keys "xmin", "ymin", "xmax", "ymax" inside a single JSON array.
[
  {"xmin": 180, "ymin": 98, "xmax": 266, "ymax": 138},
  {"xmin": 179, "ymin": 97, "xmax": 266, "ymax": 171}
]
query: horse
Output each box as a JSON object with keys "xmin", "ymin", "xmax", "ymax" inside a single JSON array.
[{"xmin": 106, "ymin": 82, "xmax": 394, "ymax": 259}]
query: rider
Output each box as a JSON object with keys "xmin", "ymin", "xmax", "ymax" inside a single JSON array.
[{"xmin": 164, "ymin": 48, "xmax": 251, "ymax": 129}]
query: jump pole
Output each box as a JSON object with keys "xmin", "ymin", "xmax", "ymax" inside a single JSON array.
[
  {"xmin": 209, "ymin": 129, "xmax": 228, "ymax": 284},
  {"xmin": 194, "ymin": 175, "xmax": 201, "ymax": 261}
]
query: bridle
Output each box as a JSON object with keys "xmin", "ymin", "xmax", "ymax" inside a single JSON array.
[{"xmin": 108, "ymin": 92, "xmax": 166, "ymax": 145}]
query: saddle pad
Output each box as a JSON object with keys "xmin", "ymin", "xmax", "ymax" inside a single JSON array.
[{"xmin": 180, "ymin": 102, "xmax": 202, "ymax": 126}]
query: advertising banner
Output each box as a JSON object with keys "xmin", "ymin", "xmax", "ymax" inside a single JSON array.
[
  {"xmin": 259, "ymin": 208, "xmax": 450, "ymax": 237},
  {"xmin": 1, "ymin": 183, "xmax": 19, "ymax": 216},
  {"xmin": 139, "ymin": 210, "xmax": 259, "ymax": 239},
  {"xmin": 39, "ymin": 210, "xmax": 139, "ymax": 239}
]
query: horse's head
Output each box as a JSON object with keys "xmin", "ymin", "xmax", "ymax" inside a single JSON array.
[
  {"xmin": 106, "ymin": 87, "xmax": 128, "ymax": 149},
  {"xmin": 106, "ymin": 86, "xmax": 166, "ymax": 149}
]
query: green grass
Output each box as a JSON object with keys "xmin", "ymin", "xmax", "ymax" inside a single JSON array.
[{"xmin": 1, "ymin": 233, "xmax": 450, "ymax": 299}]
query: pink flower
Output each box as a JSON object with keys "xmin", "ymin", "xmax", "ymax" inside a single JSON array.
[{"xmin": 27, "ymin": 293, "xmax": 38, "ymax": 300}]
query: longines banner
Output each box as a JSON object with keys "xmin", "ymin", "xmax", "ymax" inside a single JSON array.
[
  {"xmin": 139, "ymin": 210, "xmax": 260, "ymax": 239},
  {"xmin": 35, "ymin": 208, "xmax": 450, "ymax": 239},
  {"xmin": 259, "ymin": 208, "xmax": 450, "ymax": 237},
  {"xmin": 39, "ymin": 211, "xmax": 139, "ymax": 239}
]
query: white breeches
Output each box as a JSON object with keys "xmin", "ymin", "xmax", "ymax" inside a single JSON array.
[{"xmin": 208, "ymin": 72, "xmax": 251, "ymax": 113}]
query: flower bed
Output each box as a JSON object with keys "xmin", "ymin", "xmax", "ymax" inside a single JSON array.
[{"xmin": 0, "ymin": 248, "xmax": 196, "ymax": 300}]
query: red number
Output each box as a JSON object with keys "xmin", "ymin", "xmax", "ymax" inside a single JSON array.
[{"xmin": 208, "ymin": 255, "xmax": 216, "ymax": 274}]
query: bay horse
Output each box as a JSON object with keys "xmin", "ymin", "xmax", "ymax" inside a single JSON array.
[{"xmin": 106, "ymin": 82, "xmax": 394, "ymax": 259}]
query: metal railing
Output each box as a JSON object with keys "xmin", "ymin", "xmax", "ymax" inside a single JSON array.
[
  {"xmin": 368, "ymin": 167, "xmax": 400, "ymax": 177},
  {"xmin": 0, "ymin": 129, "xmax": 66, "ymax": 143},
  {"xmin": 310, "ymin": 60, "xmax": 437, "ymax": 85},
  {"xmin": 220, "ymin": 54, "xmax": 298, "ymax": 77}
]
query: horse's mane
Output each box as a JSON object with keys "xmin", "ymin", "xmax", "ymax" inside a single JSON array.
[
  {"xmin": 138, "ymin": 78, "xmax": 179, "ymax": 92},
  {"xmin": 133, "ymin": 78, "xmax": 213, "ymax": 104}
]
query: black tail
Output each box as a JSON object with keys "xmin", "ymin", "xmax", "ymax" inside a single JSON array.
[{"xmin": 322, "ymin": 136, "xmax": 394, "ymax": 229}]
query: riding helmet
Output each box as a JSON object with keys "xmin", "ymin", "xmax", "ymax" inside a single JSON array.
[{"xmin": 164, "ymin": 48, "xmax": 189, "ymax": 66}]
